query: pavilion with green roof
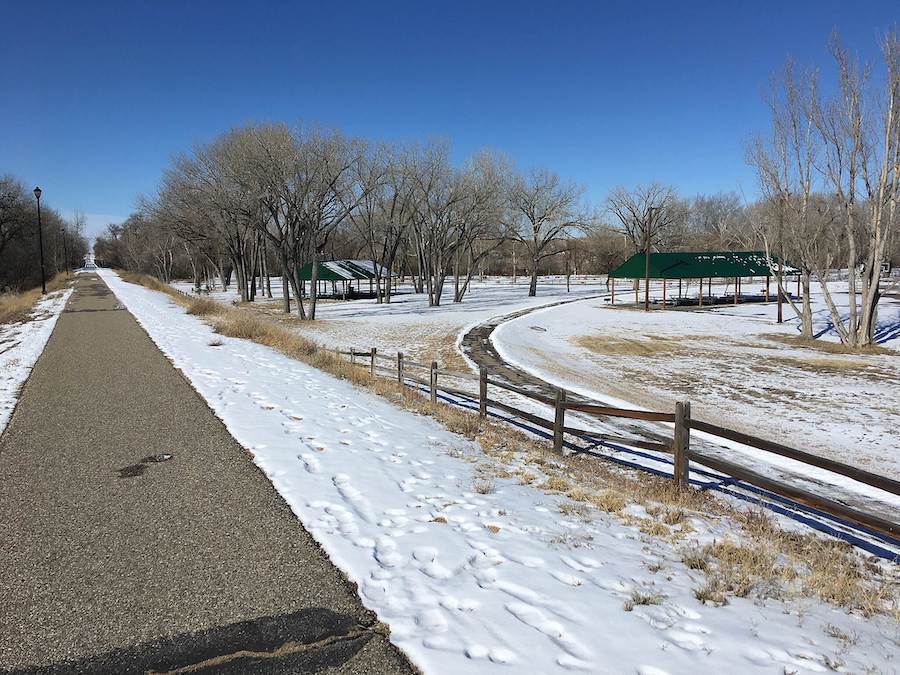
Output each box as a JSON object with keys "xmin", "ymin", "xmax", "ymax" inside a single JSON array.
[
  {"xmin": 296, "ymin": 259, "xmax": 395, "ymax": 298},
  {"xmin": 607, "ymin": 251, "xmax": 799, "ymax": 307}
]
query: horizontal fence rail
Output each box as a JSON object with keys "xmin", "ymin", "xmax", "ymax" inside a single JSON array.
[
  {"xmin": 687, "ymin": 419, "xmax": 900, "ymax": 497},
  {"xmin": 332, "ymin": 344, "xmax": 900, "ymax": 541}
]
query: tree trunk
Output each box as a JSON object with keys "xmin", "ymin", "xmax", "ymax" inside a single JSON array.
[{"xmin": 528, "ymin": 259, "xmax": 539, "ymax": 297}]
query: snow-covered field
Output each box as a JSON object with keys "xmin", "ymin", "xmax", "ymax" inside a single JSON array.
[
  {"xmin": 0, "ymin": 287, "xmax": 72, "ymax": 435},
  {"xmin": 107, "ymin": 270, "xmax": 899, "ymax": 674},
  {"xmin": 171, "ymin": 276, "xmax": 609, "ymax": 368},
  {"xmin": 493, "ymin": 281, "xmax": 900, "ymax": 477}
]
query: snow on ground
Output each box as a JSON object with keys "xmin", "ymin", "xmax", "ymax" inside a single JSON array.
[
  {"xmin": 493, "ymin": 281, "xmax": 900, "ymax": 478},
  {"xmin": 171, "ymin": 276, "xmax": 609, "ymax": 368},
  {"xmin": 105, "ymin": 270, "xmax": 898, "ymax": 674},
  {"xmin": 0, "ymin": 287, "xmax": 72, "ymax": 435}
]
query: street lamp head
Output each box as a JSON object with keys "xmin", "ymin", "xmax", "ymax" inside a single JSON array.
[{"xmin": 33, "ymin": 186, "xmax": 42, "ymax": 200}]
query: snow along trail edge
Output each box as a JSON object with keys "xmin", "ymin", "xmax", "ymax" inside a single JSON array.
[
  {"xmin": 0, "ymin": 286, "xmax": 73, "ymax": 435},
  {"xmin": 100, "ymin": 269, "xmax": 899, "ymax": 675}
]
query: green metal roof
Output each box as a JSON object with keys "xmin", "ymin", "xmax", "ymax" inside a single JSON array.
[
  {"xmin": 608, "ymin": 251, "xmax": 798, "ymax": 280},
  {"xmin": 296, "ymin": 259, "xmax": 391, "ymax": 282}
]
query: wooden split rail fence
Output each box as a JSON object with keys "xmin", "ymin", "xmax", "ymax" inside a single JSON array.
[{"xmin": 338, "ymin": 346, "xmax": 900, "ymax": 539}]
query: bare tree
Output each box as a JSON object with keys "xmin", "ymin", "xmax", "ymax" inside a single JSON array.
[
  {"xmin": 347, "ymin": 143, "xmax": 401, "ymax": 303},
  {"xmin": 747, "ymin": 60, "xmax": 824, "ymax": 338},
  {"xmin": 405, "ymin": 141, "xmax": 468, "ymax": 306},
  {"xmin": 0, "ymin": 176, "xmax": 30, "ymax": 261},
  {"xmin": 510, "ymin": 168, "xmax": 587, "ymax": 296},
  {"xmin": 606, "ymin": 183, "xmax": 683, "ymax": 253},
  {"xmin": 683, "ymin": 192, "xmax": 746, "ymax": 249},
  {"xmin": 453, "ymin": 150, "xmax": 512, "ymax": 302},
  {"xmin": 812, "ymin": 31, "xmax": 900, "ymax": 347}
]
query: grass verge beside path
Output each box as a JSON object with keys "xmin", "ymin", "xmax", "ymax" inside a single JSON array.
[
  {"xmin": 0, "ymin": 274, "xmax": 70, "ymax": 325},
  {"xmin": 121, "ymin": 272, "xmax": 899, "ymax": 621}
]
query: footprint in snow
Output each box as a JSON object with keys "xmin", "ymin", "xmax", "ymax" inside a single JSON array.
[
  {"xmin": 664, "ymin": 630, "xmax": 708, "ymax": 652},
  {"xmin": 298, "ymin": 453, "xmax": 321, "ymax": 473},
  {"xmin": 550, "ymin": 570, "xmax": 584, "ymax": 586},
  {"xmin": 414, "ymin": 609, "xmax": 448, "ymax": 633},
  {"xmin": 374, "ymin": 537, "xmax": 404, "ymax": 569},
  {"xmin": 504, "ymin": 602, "xmax": 592, "ymax": 661},
  {"xmin": 440, "ymin": 596, "xmax": 479, "ymax": 612}
]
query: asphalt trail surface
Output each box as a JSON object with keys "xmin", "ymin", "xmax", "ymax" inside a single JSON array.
[{"xmin": 0, "ymin": 273, "xmax": 414, "ymax": 674}]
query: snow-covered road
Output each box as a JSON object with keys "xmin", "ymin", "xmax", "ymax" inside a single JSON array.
[{"xmin": 102, "ymin": 269, "xmax": 898, "ymax": 674}]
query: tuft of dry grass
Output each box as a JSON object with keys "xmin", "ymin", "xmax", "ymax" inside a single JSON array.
[
  {"xmin": 543, "ymin": 476, "xmax": 570, "ymax": 492},
  {"xmin": 473, "ymin": 478, "xmax": 495, "ymax": 494},
  {"xmin": 588, "ymin": 490, "xmax": 626, "ymax": 513},
  {"xmin": 623, "ymin": 588, "xmax": 665, "ymax": 612},
  {"xmin": 187, "ymin": 297, "xmax": 224, "ymax": 316}
]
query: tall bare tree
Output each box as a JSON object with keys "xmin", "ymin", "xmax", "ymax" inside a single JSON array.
[
  {"xmin": 510, "ymin": 168, "xmax": 586, "ymax": 296},
  {"xmin": 747, "ymin": 61, "xmax": 824, "ymax": 338},
  {"xmin": 812, "ymin": 31, "xmax": 900, "ymax": 346}
]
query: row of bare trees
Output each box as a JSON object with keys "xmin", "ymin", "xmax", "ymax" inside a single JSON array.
[
  {"xmin": 0, "ymin": 175, "xmax": 89, "ymax": 292},
  {"xmin": 747, "ymin": 31, "xmax": 900, "ymax": 347},
  {"xmin": 95, "ymin": 33, "xmax": 899, "ymax": 347},
  {"xmin": 99, "ymin": 125, "xmax": 592, "ymax": 318}
]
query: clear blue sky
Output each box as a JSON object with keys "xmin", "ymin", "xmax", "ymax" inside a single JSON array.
[{"xmin": 2, "ymin": 1, "xmax": 897, "ymax": 238}]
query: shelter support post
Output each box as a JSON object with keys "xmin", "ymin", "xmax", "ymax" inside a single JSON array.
[
  {"xmin": 734, "ymin": 277, "xmax": 738, "ymax": 305},
  {"xmin": 765, "ymin": 275, "xmax": 770, "ymax": 302},
  {"xmin": 610, "ymin": 277, "xmax": 615, "ymax": 305},
  {"xmin": 698, "ymin": 279, "xmax": 703, "ymax": 307},
  {"xmin": 662, "ymin": 278, "xmax": 666, "ymax": 309}
]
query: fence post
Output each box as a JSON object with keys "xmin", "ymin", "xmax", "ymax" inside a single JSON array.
[
  {"xmin": 479, "ymin": 367, "xmax": 487, "ymax": 418},
  {"xmin": 429, "ymin": 360, "xmax": 438, "ymax": 404},
  {"xmin": 397, "ymin": 351, "xmax": 404, "ymax": 385},
  {"xmin": 553, "ymin": 389, "xmax": 567, "ymax": 453},
  {"xmin": 370, "ymin": 347, "xmax": 377, "ymax": 376},
  {"xmin": 673, "ymin": 401, "xmax": 691, "ymax": 488},
  {"xmin": 351, "ymin": 349, "xmax": 356, "ymax": 365}
]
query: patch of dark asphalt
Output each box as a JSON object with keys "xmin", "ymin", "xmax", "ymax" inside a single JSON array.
[{"xmin": 1, "ymin": 608, "xmax": 379, "ymax": 675}]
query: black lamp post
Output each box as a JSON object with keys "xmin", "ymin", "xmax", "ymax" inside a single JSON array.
[{"xmin": 33, "ymin": 186, "xmax": 46, "ymax": 294}]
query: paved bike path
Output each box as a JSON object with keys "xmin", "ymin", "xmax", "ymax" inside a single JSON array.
[{"xmin": 0, "ymin": 273, "xmax": 413, "ymax": 674}]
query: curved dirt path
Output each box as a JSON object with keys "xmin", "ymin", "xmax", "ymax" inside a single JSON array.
[{"xmin": 459, "ymin": 297, "xmax": 900, "ymax": 550}]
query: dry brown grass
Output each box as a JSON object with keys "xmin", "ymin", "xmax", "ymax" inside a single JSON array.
[
  {"xmin": 122, "ymin": 272, "xmax": 900, "ymax": 618},
  {"xmin": 588, "ymin": 490, "xmax": 626, "ymax": 513},
  {"xmin": 573, "ymin": 334, "xmax": 691, "ymax": 358},
  {"xmin": 623, "ymin": 588, "xmax": 665, "ymax": 612},
  {"xmin": 680, "ymin": 509, "xmax": 899, "ymax": 616},
  {"xmin": 0, "ymin": 274, "xmax": 71, "ymax": 325},
  {"xmin": 186, "ymin": 297, "xmax": 224, "ymax": 317},
  {"xmin": 763, "ymin": 332, "xmax": 895, "ymax": 356}
]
